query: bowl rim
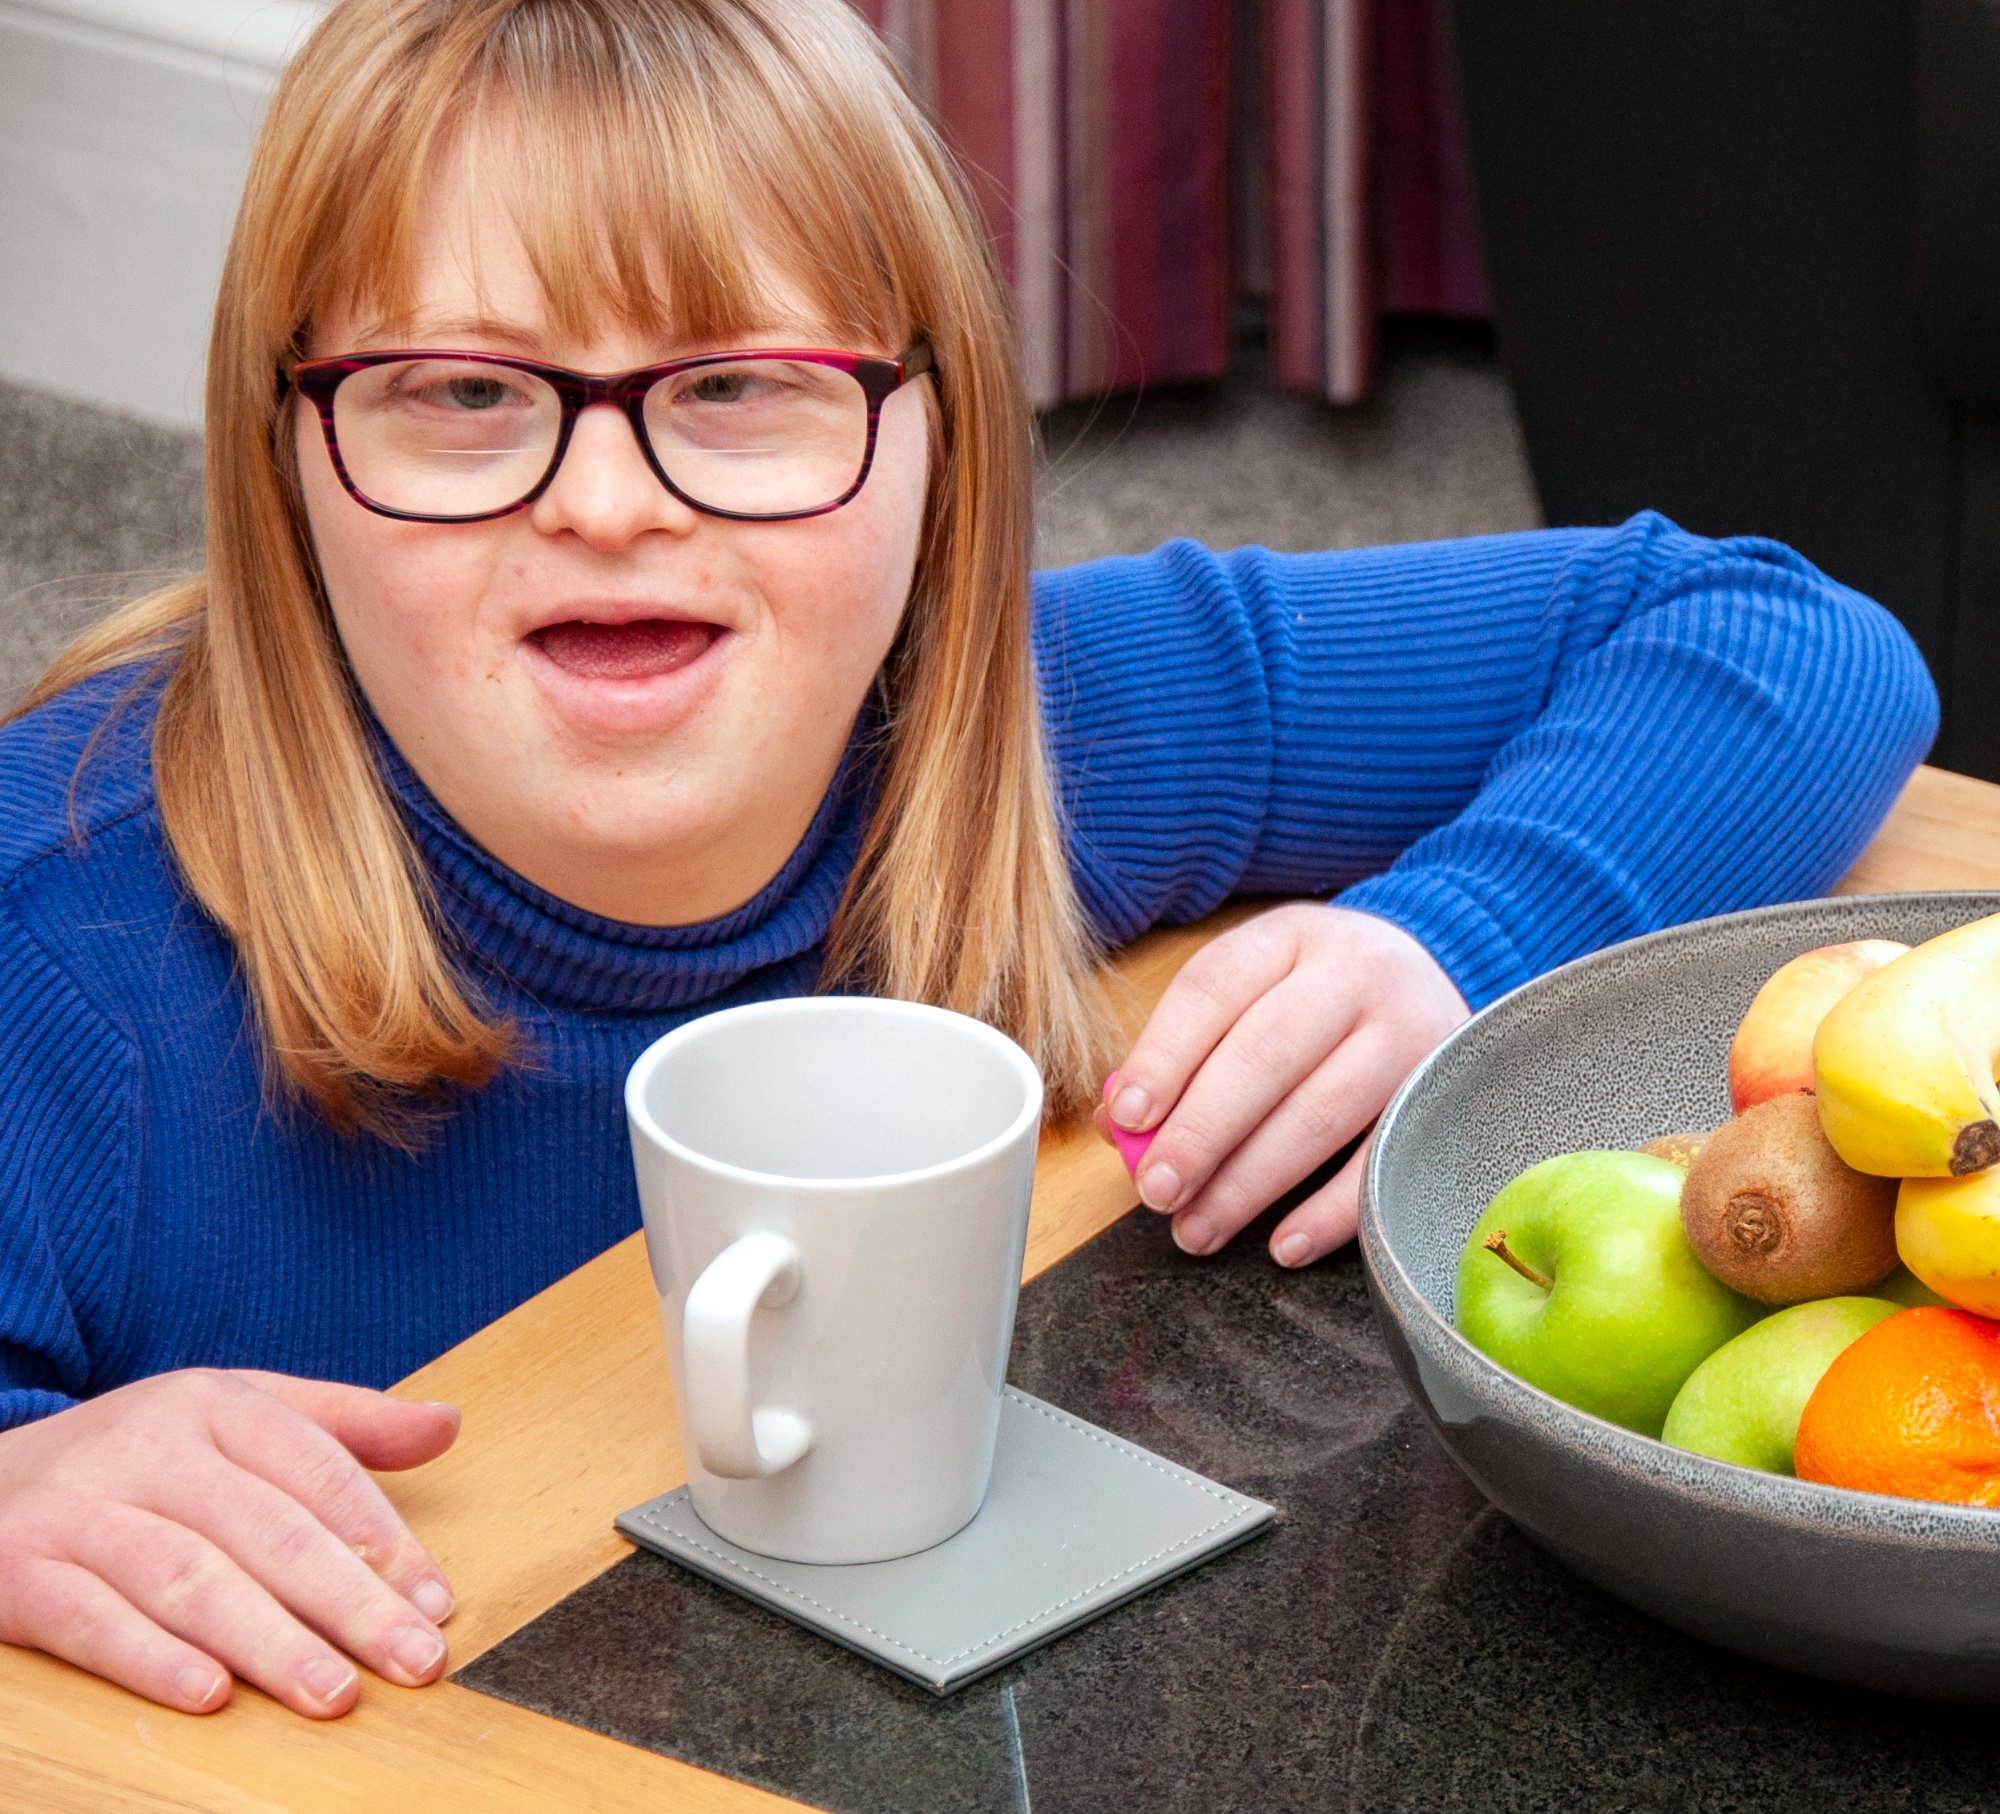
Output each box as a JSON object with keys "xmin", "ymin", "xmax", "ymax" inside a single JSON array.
[{"xmin": 1359, "ymin": 888, "xmax": 2000, "ymax": 1544}]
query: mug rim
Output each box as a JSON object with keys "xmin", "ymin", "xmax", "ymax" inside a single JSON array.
[{"xmin": 624, "ymin": 994, "xmax": 1045, "ymax": 1192}]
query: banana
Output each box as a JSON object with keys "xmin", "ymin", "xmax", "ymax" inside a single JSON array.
[
  {"xmin": 1812, "ymin": 911, "xmax": 2000, "ymax": 1177},
  {"xmin": 1897, "ymin": 1170, "xmax": 2000, "ymax": 1316}
]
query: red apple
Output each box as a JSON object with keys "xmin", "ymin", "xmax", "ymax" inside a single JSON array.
[{"xmin": 1727, "ymin": 940, "xmax": 1909, "ymax": 1113}]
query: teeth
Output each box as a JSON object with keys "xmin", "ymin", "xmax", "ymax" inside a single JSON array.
[{"xmin": 1814, "ymin": 914, "xmax": 2000, "ymax": 1177}]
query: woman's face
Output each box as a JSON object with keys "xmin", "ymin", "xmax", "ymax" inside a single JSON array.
[{"xmin": 296, "ymin": 144, "xmax": 930, "ymax": 926}]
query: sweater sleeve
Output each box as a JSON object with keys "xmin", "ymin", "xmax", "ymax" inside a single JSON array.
[
  {"xmin": 0, "ymin": 897, "xmax": 137, "ymax": 1429},
  {"xmin": 1034, "ymin": 512, "xmax": 1939, "ymax": 1008}
]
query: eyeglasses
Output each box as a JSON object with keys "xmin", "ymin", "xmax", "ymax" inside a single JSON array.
[{"xmin": 286, "ymin": 342, "xmax": 935, "ymax": 524}]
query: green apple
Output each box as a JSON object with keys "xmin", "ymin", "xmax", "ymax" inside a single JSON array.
[
  {"xmin": 1455, "ymin": 1151, "xmax": 1764, "ymax": 1436},
  {"xmin": 1875, "ymin": 1264, "xmax": 1951, "ymax": 1309},
  {"xmin": 1661, "ymin": 1295, "xmax": 1901, "ymax": 1472}
]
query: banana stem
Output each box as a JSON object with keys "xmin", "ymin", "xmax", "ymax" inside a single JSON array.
[
  {"xmin": 1953, "ymin": 1119, "xmax": 2000, "ymax": 1175},
  {"xmin": 1484, "ymin": 1230, "xmax": 1554, "ymax": 1292}
]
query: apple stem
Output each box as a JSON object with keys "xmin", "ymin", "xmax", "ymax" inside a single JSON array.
[{"xmin": 1484, "ymin": 1230, "xmax": 1554, "ymax": 1292}]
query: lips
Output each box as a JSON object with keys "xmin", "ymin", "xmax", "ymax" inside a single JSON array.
[{"xmin": 529, "ymin": 618, "xmax": 721, "ymax": 682}]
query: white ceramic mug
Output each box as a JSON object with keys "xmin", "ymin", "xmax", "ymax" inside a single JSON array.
[{"xmin": 624, "ymin": 996, "xmax": 1044, "ymax": 1564}]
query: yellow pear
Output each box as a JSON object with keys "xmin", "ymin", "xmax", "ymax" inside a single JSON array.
[
  {"xmin": 1897, "ymin": 1169, "xmax": 2000, "ymax": 1316},
  {"xmin": 1812, "ymin": 912, "xmax": 2000, "ymax": 1177}
]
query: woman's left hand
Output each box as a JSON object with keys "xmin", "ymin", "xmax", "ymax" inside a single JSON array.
[{"xmin": 1098, "ymin": 904, "xmax": 1469, "ymax": 1267}]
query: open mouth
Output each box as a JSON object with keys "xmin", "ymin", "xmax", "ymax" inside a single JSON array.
[{"xmin": 528, "ymin": 618, "xmax": 723, "ymax": 682}]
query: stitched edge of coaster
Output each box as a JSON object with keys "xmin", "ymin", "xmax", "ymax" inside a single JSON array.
[{"xmin": 624, "ymin": 1392, "xmax": 1268, "ymax": 1674}]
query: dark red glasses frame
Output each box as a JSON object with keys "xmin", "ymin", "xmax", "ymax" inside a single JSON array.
[{"xmin": 285, "ymin": 341, "xmax": 936, "ymax": 525}]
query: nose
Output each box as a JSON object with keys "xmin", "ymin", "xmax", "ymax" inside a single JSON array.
[{"xmin": 529, "ymin": 402, "xmax": 698, "ymax": 549}]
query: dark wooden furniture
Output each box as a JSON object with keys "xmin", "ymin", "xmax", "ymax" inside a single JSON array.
[{"xmin": 1448, "ymin": 0, "xmax": 2000, "ymax": 778}]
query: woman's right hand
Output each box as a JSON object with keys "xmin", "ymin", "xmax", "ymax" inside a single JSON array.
[{"xmin": 0, "ymin": 1369, "xmax": 460, "ymax": 1717}]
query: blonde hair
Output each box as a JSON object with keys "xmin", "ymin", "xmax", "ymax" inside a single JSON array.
[{"xmin": 22, "ymin": 0, "xmax": 1114, "ymax": 1137}]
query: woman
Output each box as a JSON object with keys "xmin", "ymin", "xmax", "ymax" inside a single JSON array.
[{"xmin": 0, "ymin": 0, "xmax": 1934, "ymax": 1721}]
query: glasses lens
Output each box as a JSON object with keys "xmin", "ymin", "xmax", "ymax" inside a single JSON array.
[
  {"xmin": 331, "ymin": 359, "xmax": 560, "ymax": 518},
  {"xmin": 643, "ymin": 358, "xmax": 869, "ymax": 516}
]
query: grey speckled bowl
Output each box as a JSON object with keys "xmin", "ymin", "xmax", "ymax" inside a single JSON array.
[{"xmin": 1360, "ymin": 892, "xmax": 2000, "ymax": 1703}]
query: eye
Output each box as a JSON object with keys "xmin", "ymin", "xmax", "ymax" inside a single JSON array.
[
  {"xmin": 374, "ymin": 362, "xmax": 542, "ymax": 414},
  {"xmin": 684, "ymin": 370, "xmax": 775, "ymax": 405},
  {"xmin": 424, "ymin": 374, "xmax": 516, "ymax": 411}
]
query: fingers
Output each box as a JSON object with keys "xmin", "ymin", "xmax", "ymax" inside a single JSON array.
[
  {"xmin": 1099, "ymin": 905, "xmax": 1470, "ymax": 1267},
  {"xmin": 64, "ymin": 1502, "xmax": 365, "ymax": 1718},
  {"xmin": 241, "ymin": 1373, "xmax": 460, "ymax": 1472},
  {"xmin": 0, "ymin": 1372, "xmax": 463, "ymax": 1722},
  {"xmin": 1130, "ymin": 963, "xmax": 1364, "ymax": 1218},
  {"xmin": 0, "ymin": 1556, "xmax": 231, "ymax": 1715},
  {"xmin": 1165, "ymin": 1024, "xmax": 1396, "ymax": 1256},
  {"xmin": 1104, "ymin": 920, "xmax": 1303, "ymax": 1135},
  {"xmin": 145, "ymin": 1448, "xmax": 449, "ymax": 1692},
  {"xmin": 1267, "ymin": 1129, "xmax": 1375, "ymax": 1268},
  {"xmin": 206, "ymin": 1381, "xmax": 454, "ymax": 1624}
]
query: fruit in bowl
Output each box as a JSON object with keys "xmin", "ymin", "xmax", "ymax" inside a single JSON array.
[
  {"xmin": 1795, "ymin": 1307, "xmax": 2000, "ymax": 1506},
  {"xmin": 1362, "ymin": 892, "xmax": 2000, "ymax": 1701},
  {"xmin": 1455, "ymin": 1152, "xmax": 1760, "ymax": 1437},
  {"xmin": 1813, "ymin": 914, "xmax": 2000, "ymax": 1178},
  {"xmin": 1677, "ymin": 1094, "xmax": 1897, "ymax": 1304},
  {"xmin": 1453, "ymin": 913, "xmax": 2000, "ymax": 1508},
  {"xmin": 1877, "ymin": 1263, "xmax": 1953, "ymax": 1308},
  {"xmin": 1727, "ymin": 938, "xmax": 1907, "ymax": 1112},
  {"xmin": 1660, "ymin": 1295, "xmax": 1899, "ymax": 1472},
  {"xmin": 1637, "ymin": 1129, "xmax": 1709, "ymax": 1168},
  {"xmin": 1895, "ymin": 1168, "xmax": 2000, "ymax": 1316}
]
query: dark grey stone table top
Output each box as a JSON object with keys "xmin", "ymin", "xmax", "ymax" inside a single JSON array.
[{"xmin": 457, "ymin": 1207, "xmax": 2000, "ymax": 1813}]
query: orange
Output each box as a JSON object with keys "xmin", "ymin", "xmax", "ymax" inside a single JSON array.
[{"xmin": 1795, "ymin": 1307, "xmax": 2000, "ymax": 1506}]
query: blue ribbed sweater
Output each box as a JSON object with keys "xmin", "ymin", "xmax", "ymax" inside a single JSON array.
[{"xmin": 0, "ymin": 514, "xmax": 1938, "ymax": 1429}]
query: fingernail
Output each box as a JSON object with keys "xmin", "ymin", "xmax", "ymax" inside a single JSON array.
[
  {"xmin": 411, "ymin": 1579, "xmax": 454, "ymax": 1623},
  {"xmin": 176, "ymin": 1664, "xmax": 226, "ymax": 1709},
  {"xmin": 1111, "ymin": 1085, "xmax": 1151, "ymax": 1129},
  {"xmin": 1275, "ymin": 1232, "xmax": 1313, "ymax": 1268},
  {"xmin": 1137, "ymin": 1162, "xmax": 1181, "ymax": 1211},
  {"xmin": 1173, "ymin": 1213, "xmax": 1215, "ymax": 1255},
  {"xmin": 299, "ymin": 1656, "xmax": 358, "ymax": 1707},
  {"xmin": 389, "ymin": 1626, "xmax": 447, "ymax": 1682}
]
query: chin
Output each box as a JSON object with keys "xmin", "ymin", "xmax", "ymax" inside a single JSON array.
[{"xmin": 540, "ymin": 770, "xmax": 736, "ymax": 855}]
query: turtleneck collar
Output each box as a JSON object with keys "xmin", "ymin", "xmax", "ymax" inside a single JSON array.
[{"xmin": 370, "ymin": 721, "xmax": 877, "ymax": 1017}]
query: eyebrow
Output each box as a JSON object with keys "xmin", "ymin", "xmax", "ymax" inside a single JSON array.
[
  {"xmin": 348, "ymin": 314, "xmax": 551, "ymax": 352},
  {"xmin": 345, "ymin": 311, "xmax": 842, "ymax": 355}
]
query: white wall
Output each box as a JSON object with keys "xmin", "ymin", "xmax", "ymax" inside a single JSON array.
[{"xmin": 0, "ymin": 2, "xmax": 328, "ymax": 427}]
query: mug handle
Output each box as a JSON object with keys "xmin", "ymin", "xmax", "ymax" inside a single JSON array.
[{"xmin": 682, "ymin": 1231, "xmax": 814, "ymax": 1479}]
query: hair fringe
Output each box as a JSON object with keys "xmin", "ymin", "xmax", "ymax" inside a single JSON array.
[{"xmin": 14, "ymin": 0, "xmax": 1117, "ymax": 1135}]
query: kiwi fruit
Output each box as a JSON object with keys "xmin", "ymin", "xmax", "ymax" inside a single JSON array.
[
  {"xmin": 1679, "ymin": 1094, "xmax": 1898, "ymax": 1304},
  {"xmin": 1638, "ymin": 1129, "xmax": 1711, "ymax": 1169}
]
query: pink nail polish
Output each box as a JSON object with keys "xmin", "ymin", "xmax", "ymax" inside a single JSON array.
[{"xmin": 1102, "ymin": 1075, "xmax": 1156, "ymax": 1177}]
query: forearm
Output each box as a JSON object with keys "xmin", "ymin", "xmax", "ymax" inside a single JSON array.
[
  {"xmin": 1333, "ymin": 521, "xmax": 1937, "ymax": 1005},
  {"xmin": 1039, "ymin": 514, "xmax": 1936, "ymax": 984}
]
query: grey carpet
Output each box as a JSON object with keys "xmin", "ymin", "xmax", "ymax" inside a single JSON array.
[
  {"xmin": 1034, "ymin": 328, "xmax": 1541, "ymax": 567},
  {"xmin": 0, "ymin": 374, "xmax": 205, "ymax": 712},
  {"xmin": 0, "ymin": 326, "xmax": 1540, "ymax": 713}
]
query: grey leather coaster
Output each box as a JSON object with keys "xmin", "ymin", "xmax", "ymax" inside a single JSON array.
[{"xmin": 615, "ymin": 1386, "xmax": 1276, "ymax": 1694}]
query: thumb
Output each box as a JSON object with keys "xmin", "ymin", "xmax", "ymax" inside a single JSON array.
[{"xmin": 234, "ymin": 1371, "xmax": 462, "ymax": 1470}]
